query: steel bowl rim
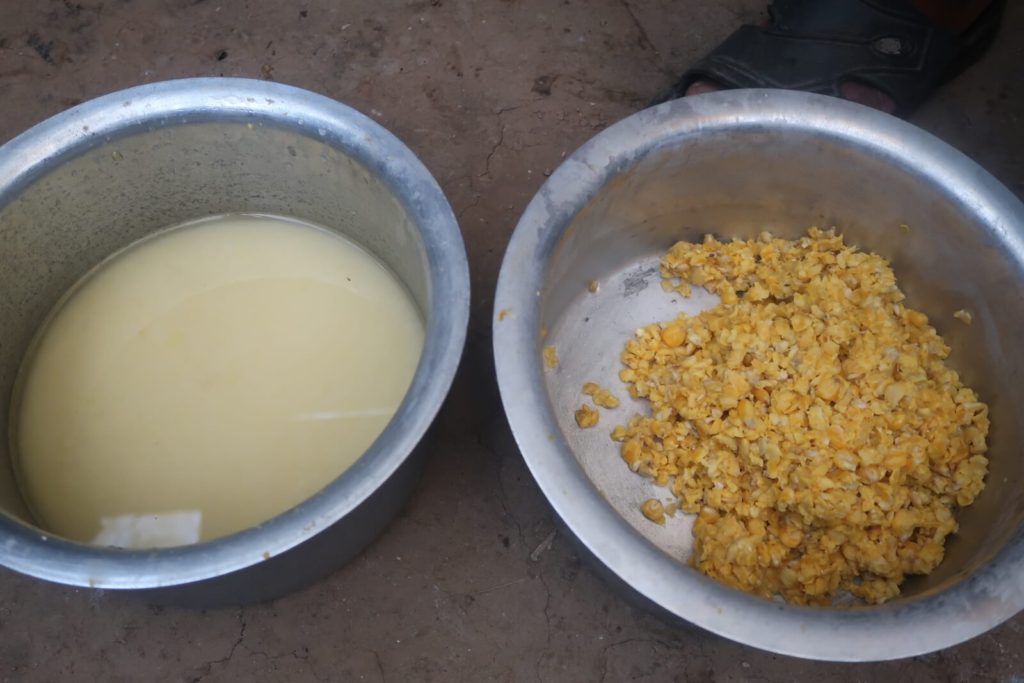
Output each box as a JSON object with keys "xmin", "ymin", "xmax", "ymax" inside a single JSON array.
[
  {"xmin": 0, "ymin": 77, "xmax": 470, "ymax": 589},
  {"xmin": 493, "ymin": 88, "xmax": 1024, "ymax": 661}
]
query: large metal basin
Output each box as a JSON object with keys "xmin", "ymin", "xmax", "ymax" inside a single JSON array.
[
  {"xmin": 0, "ymin": 78, "xmax": 469, "ymax": 604},
  {"xmin": 494, "ymin": 89, "xmax": 1024, "ymax": 660}
]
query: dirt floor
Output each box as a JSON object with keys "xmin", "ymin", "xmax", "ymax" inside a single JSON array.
[{"xmin": 1, "ymin": 1, "xmax": 1023, "ymax": 681}]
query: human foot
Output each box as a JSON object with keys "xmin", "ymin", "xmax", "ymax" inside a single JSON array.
[{"xmin": 659, "ymin": 0, "xmax": 1002, "ymax": 117}]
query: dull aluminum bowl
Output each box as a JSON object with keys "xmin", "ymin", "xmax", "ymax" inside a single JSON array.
[
  {"xmin": 0, "ymin": 78, "xmax": 469, "ymax": 604},
  {"xmin": 493, "ymin": 89, "xmax": 1024, "ymax": 661}
]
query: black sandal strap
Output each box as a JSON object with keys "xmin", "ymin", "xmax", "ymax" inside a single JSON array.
[{"xmin": 652, "ymin": 0, "xmax": 1004, "ymax": 115}]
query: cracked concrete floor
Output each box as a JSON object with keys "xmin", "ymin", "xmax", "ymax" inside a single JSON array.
[{"xmin": 2, "ymin": 1, "xmax": 1024, "ymax": 681}]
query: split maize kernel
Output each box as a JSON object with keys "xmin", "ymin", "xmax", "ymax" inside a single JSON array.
[
  {"xmin": 575, "ymin": 403, "xmax": 599, "ymax": 429},
  {"xmin": 583, "ymin": 382, "xmax": 620, "ymax": 409}
]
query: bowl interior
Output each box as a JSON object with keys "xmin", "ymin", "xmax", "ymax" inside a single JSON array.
[
  {"xmin": 539, "ymin": 123, "xmax": 1024, "ymax": 601},
  {"xmin": 0, "ymin": 113, "xmax": 429, "ymax": 532}
]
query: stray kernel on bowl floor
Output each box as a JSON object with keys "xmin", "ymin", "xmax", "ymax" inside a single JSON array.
[{"xmin": 604, "ymin": 228, "xmax": 989, "ymax": 605}]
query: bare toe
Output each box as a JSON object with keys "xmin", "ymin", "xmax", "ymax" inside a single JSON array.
[
  {"xmin": 684, "ymin": 79, "xmax": 725, "ymax": 97},
  {"xmin": 839, "ymin": 81, "xmax": 897, "ymax": 114}
]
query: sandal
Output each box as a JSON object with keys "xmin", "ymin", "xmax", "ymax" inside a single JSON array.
[{"xmin": 652, "ymin": 0, "xmax": 1006, "ymax": 116}]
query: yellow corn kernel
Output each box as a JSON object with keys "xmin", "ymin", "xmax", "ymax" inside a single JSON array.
[
  {"xmin": 583, "ymin": 382, "xmax": 620, "ymax": 409},
  {"xmin": 622, "ymin": 439, "xmax": 643, "ymax": 470},
  {"xmin": 641, "ymin": 499, "xmax": 666, "ymax": 525},
  {"xmin": 816, "ymin": 376, "xmax": 841, "ymax": 402},
  {"xmin": 661, "ymin": 325, "xmax": 685, "ymax": 348},
  {"xmin": 574, "ymin": 404, "xmax": 599, "ymax": 428},
  {"xmin": 906, "ymin": 310, "xmax": 928, "ymax": 327},
  {"xmin": 779, "ymin": 527, "xmax": 803, "ymax": 549}
]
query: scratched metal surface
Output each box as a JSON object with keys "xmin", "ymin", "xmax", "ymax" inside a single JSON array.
[{"xmin": 543, "ymin": 255, "xmax": 720, "ymax": 562}]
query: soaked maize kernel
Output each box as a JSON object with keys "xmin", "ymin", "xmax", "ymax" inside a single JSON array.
[
  {"xmin": 641, "ymin": 498, "xmax": 666, "ymax": 525},
  {"xmin": 954, "ymin": 309, "xmax": 973, "ymax": 325},
  {"xmin": 575, "ymin": 403, "xmax": 600, "ymax": 428},
  {"xmin": 613, "ymin": 228, "xmax": 989, "ymax": 605},
  {"xmin": 583, "ymin": 382, "xmax": 620, "ymax": 409},
  {"xmin": 543, "ymin": 345, "xmax": 559, "ymax": 370}
]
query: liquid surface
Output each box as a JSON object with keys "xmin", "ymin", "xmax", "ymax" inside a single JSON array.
[{"xmin": 14, "ymin": 215, "xmax": 424, "ymax": 547}]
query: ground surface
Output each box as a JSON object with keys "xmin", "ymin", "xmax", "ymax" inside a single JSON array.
[{"xmin": 1, "ymin": 1, "xmax": 1023, "ymax": 681}]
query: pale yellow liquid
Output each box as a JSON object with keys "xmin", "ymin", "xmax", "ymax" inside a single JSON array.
[{"xmin": 14, "ymin": 215, "xmax": 424, "ymax": 548}]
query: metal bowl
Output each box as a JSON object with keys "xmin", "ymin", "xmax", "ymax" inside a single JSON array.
[
  {"xmin": 493, "ymin": 89, "xmax": 1024, "ymax": 661},
  {"xmin": 0, "ymin": 78, "xmax": 469, "ymax": 604}
]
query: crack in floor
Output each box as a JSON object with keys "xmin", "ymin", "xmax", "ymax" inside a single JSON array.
[
  {"xmin": 481, "ymin": 124, "xmax": 506, "ymax": 178},
  {"xmin": 533, "ymin": 567, "xmax": 553, "ymax": 683},
  {"xmin": 598, "ymin": 638, "xmax": 658, "ymax": 682},
  {"xmin": 616, "ymin": 0, "xmax": 669, "ymax": 74},
  {"xmin": 371, "ymin": 647, "xmax": 387, "ymax": 683},
  {"xmin": 249, "ymin": 646, "xmax": 326, "ymax": 681},
  {"xmin": 477, "ymin": 429, "xmax": 528, "ymax": 548},
  {"xmin": 187, "ymin": 608, "xmax": 247, "ymax": 683},
  {"xmin": 456, "ymin": 192, "xmax": 482, "ymax": 220}
]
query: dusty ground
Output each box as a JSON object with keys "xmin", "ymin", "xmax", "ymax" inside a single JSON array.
[{"xmin": 1, "ymin": 1, "xmax": 1023, "ymax": 681}]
